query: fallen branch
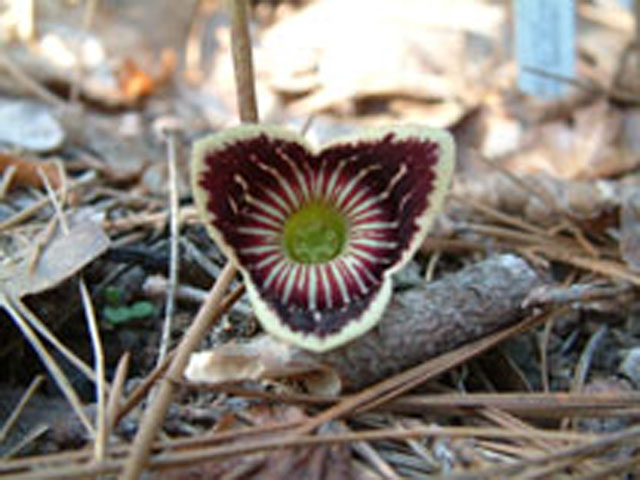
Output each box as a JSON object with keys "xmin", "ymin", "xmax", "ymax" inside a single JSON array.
[{"xmin": 187, "ymin": 254, "xmax": 546, "ymax": 392}]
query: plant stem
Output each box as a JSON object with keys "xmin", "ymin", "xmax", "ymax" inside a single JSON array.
[{"xmin": 229, "ymin": 0, "xmax": 259, "ymax": 123}]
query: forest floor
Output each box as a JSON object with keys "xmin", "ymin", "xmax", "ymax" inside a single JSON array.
[{"xmin": 0, "ymin": 1, "xmax": 639, "ymax": 479}]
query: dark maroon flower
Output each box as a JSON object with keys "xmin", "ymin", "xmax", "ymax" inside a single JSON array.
[{"xmin": 192, "ymin": 125, "xmax": 454, "ymax": 352}]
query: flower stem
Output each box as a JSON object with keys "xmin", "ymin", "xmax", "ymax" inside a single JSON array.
[{"xmin": 229, "ymin": 0, "xmax": 259, "ymax": 123}]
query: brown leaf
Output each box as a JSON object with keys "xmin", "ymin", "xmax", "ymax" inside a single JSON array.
[
  {"xmin": 118, "ymin": 58, "xmax": 155, "ymax": 101},
  {"xmin": 0, "ymin": 154, "xmax": 62, "ymax": 191}
]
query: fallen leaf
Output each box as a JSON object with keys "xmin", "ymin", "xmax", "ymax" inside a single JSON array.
[
  {"xmin": 1, "ymin": 220, "xmax": 110, "ymax": 298},
  {"xmin": 118, "ymin": 58, "xmax": 155, "ymax": 101},
  {"xmin": 0, "ymin": 154, "xmax": 62, "ymax": 191},
  {"xmin": 185, "ymin": 335, "xmax": 342, "ymax": 396},
  {"xmin": 0, "ymin": 99, "xmax": 64, "ymax": 152}
]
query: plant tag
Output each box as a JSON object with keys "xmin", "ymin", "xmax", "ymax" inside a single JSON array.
[{"xmin": 514, "ymin": 0, "xmax": 575, "ymax": 98}]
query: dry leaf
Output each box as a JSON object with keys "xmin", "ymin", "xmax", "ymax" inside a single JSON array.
[
  {"xmin": 117, "ymin": 52, "xmax": 176, "ymax": 102},
  {"xmin": 185, "ymin": 336, "xmax": 341, "ymax": 396},
  {"xmin": 1, "ymin": 220, "xmax": 110, "ymax": 298},
  {"xmin": 255, "ymin": 0, "xmax": 502, "ymax": 116},
  {"xmin": 0, "ymin": 100, "xmax": 64, "ymax": 152},
  {"xmin": 0, "ymin": 154, "xmax": 62, "ymax": 191}
]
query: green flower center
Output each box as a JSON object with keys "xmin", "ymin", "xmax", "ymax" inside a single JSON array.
[{"xmin": 283, "ymin": 202, "xmax": 347, "ymax": 264}]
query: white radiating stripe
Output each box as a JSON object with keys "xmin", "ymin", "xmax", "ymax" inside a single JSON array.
[
  {"xmin": 341, "ymin": 186, "xmax": 369, "ymax": 214},
  {"xmin": 262, "ymin": 188, "xmax": 292, "ymax": 216},
  {"xmin": 350, "ymin": 206, "xmax": 384, "ymax": 223},
  {"xmin": 245, "ymin": 193, "xmax": 287, "ymax": 221},
  {"xmin": 314, "ymin": 162, "xmax": 326, "ymax": 198},
  {"xmin": 383, "ymin": 164, "xmax": 408, "ymax": 198},
  {"xmin": 339, "ymin": 258, "xmax": 367, "ymax": 295},
  {"xmin": 240, "ymin": 244, "xmax": 281, "ymax": 255},
  {"xmin": 351, "ymin": 221, "xmax": 398, "ymax": 231},
  {"xmin": 228, "ymin": 196, "xmax": 238, "ymax": 215},
  {"xmin": 348, "ymin": 164, "xmax": 407, "ymax": 218},
  {"xmin": 298, "ymin": 265, "xmax": 307, "ymax": 290},
  {"xmin": 347, "ymin": 254, "xmax": 378, "ymax": 284},
  {"xmin": 319, "ymin": 265, "xmax": 332, "ymax": 309},
  {"xmin": 266, "ymin": 165, "xmax": 300, "ymax": 210},
  {"xmin": 329, "ymin": 261, "xmax": 349, "ymax": 305},
  {"xmin": 348, "ymin": 195, "xmax": 379, "ymax": 218},
  {"xmin": 234, "ymin": 174, "xmax": 249, "ymax": 192},
  {"xmin": 351, "ymin": 238, "xmax": 397, "ymax": 249},
  {"xmin": 255, "ymin": 253, "xmax": 282, "ymax": 270},
  {"xmin": 308, "ymin": 267, "xmax": 318, "ymax": 310},
  {"xmin": 246, "ymin": 211, "xmax": 282, "ymax": 229},
  {"xmin": 302, "ymin": 161, "xmax": 316, "ymax": 199},
  {"xmin": 263, "ymin": 259, "xmax": 287, "ymax": 290},
  {"xmin": 237, "ymin": 226, "xmax": 279, "ymax": 236},
  {"xmin": 349, "ymin": 248, "xmax": 386, "ymax": 265},
  {"xmin": 398, "ymin": 191, "xmax": 412, "ymax": 213},
  {"xmin": 274, "ymin": 262, "xmax": 292, "ymax": 294},
  {"xmin": 278, "ymin": 147, "xmax": 311, "ymax": 202},
  {"xmin": 335, "ymin": 165, "xmax": 379, "ymax": 210},
  {"xmin": 325, "ymin": 159, "xmax": 348, "ymax": 198},
  {"xmin": 282, "ymin": 264, "xmax": 299, "ymax": 304},
  {"xmin": 248, "ymin": 154, "xmax": 300, "ymax": 211}
]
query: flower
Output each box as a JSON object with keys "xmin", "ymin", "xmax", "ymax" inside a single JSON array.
[{"xmin": 192, "ymin": 124, "xmax": 454, "ymax": 352}]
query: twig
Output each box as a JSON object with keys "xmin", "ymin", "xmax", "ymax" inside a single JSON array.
[
  {"xmin": 106, "ymin": 352, "xmax": 130, "ymax": 436},
  {"xmin": 115, "ymin": 283, "xmax": 245, "ymax": 424},
  {"xmin": 337, "ymin": 421, "xmax": 402, "ymax": 480},
  {"xmin": 144, "ymin": 275, "xmax": 209, "ymax": 304},
  {"xmin": 199, "ymin": 386, "xmax": 640, "ymax": 418},
  {"xmin": 571, "ymin": 326, "xmax": 608, "ymax": 394},
  {"xmin": 292, "ymin": 308, "xmax": 555, "ymax": 436},
  {"xmin": 179, "ymin": 236, "xmax": 222, "ymax": 279},
  {"xmin": 79, "ymin": 279, "xmax": 108, "ymax": 461},
  {"xmin": 121, "ymin": 1, "xmax": 256, "ymax": 477},
  {"xmin": 157, "ymin": 128, "xmax": 182, "ymax": 365},
  {"xmin": 119, "ymin": 263, "xmax": 238, "ymax": 480},
  {"xmin": 11, "ymin": 296, "xmax": 98, "ymax": 385},
  {"xmin": 0, "ymin": 375, "xmax": 45, "ymax": 442},
  {"xmin": 0, "ymin": 424, "xmax": 49, "ymax": 461},
  {"xmin": 0, "ymin": 170, "xmax": 96, "ymax": 232},
  {"xmin": 38, "ymin": 166, "xmax": 107, "ymax": 461},
  {"xmin": 4, "ymin": 425, "xmax": 601, "ymax": 480}
]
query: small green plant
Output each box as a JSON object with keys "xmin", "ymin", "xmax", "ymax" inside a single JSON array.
[{"xmin": 102, "ymin": 285, "xmax": 155, "ymax": 326}]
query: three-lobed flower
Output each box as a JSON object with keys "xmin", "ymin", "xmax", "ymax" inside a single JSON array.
[{"xmin": 192, "ymin": 124, "xmax": 454, "ymax": 352}]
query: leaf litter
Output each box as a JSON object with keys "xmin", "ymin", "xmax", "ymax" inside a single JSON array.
[{"xmin": 0, "ymin": 0, "xmax": 639, "ymax": 479}]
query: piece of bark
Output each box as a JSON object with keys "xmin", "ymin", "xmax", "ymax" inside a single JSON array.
[
  {"xmin": 319, "ymin": 254, "xmax": 543, "ymax": 390},
  {"xmin": 186, "ymin": 254, "xmax": 545, "ymax": 392}
]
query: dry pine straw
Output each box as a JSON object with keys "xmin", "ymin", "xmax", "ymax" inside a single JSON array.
[
  {"xmin": 2, "ymin": 157, "xmax": 639, "ymax": 478},
  {"xmin": 3, "ymin": 167, "xmax": 640, "ymax": 478},
  {"xmin": 2, "ymin": 5, "xmax": 639, "ymax": 477},
  {"xmin": 2, "ymin": 305, "xmax": 640, "ymax": 479}
]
